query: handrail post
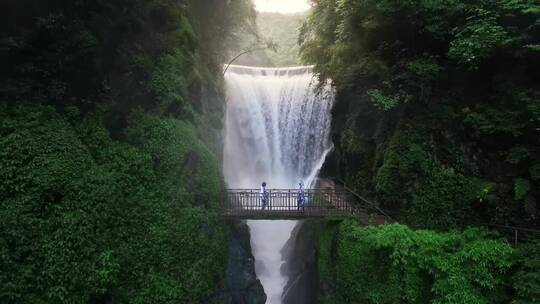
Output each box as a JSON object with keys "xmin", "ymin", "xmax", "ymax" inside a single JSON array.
[
  {"xmin": 288, "ymin": 189, "xmax": 291, "ymax": 216},
  {"xmin": 269, "ymin": 189, "xmax": 272, "ymax": 211}
]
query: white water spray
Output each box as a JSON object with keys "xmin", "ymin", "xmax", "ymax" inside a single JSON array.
[{"xmin": 223, "ymin": 65, "xmax": 334, "ymax": 303}]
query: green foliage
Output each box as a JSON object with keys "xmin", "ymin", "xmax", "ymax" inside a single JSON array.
[
  {"xmin": 320, "ymin": 221, "xmax": 513, "ymax": 304},
  {"xmin": 522, "ymin": 92, "xmax": 540, "ymax": 123},
  {"xmin": 301, "ymin": 0, "xmax": 540, "ymax": 228},
  {"xmin": 301, "ymin": 1, "xmax": 540, "ymax": 302},
  {"xmin": 374, "ymin": 128, "xmax": 434, "ymax": 208},
  {"xmin": 0, "ymin": 106, "xmax": 95, "ymax": 303},
  {"xmin": 514, "ymin": 178, "xmax": 531, "ymax": 200},
  {"xmin": 126, "ymin": 111, "xmax": 223, "ymax": 208},
  {"xmin": 367, "ymin": 89, "xmax": 401, "ymax": 111},
  {"xmin": 256, "ymin": 12, "xmax": 308, "ymax": 66},
  {"xmin": 464, "ymin": 106, "xmax": 525, "ymax": 137},
  {"xmin": 132, "ymin": 207, "xmax": 227, "ymax": 304},
  {"xmin": 407, "ymin": 57, "xmax": 444, "ymax": 82},
  {"xmin": 0, "ymin": 0, "xmax": 253, "ymax": 117},
  {"xmin": 150, "ymin": 51, "xmax": 190, "ymax": 111},
  {"xmin": 506, "ymin": 147, "xmax": 531, "ymax": 165},
  {"xmin": 318, "ymin": 222, "xmax": 339, "ymax": 285},
  {"xmin": 511, "ymin": 241, "xmax": 540, "ymax": 303},
  {"xmin": 477, "ymin": 180, "xmax": 497, "ymax": 203},
  {"xmin": 448, "ymin": 11, "xmax": 509, "ymax": 68},
  {"xmin": 0, "ymin": 0, "xmax": 256, "ymax": 302},
  {"xmin": 340, "ymin": 127, "xmax": 365, "ymax": 154},
  {"xmin": 372, "ymin": 123, "xmax": 501, "ymax": 229},
  {"xmin": 0, "ymin": 106, "xmax": 93, "ymax": 197},
  {"xmin": 0, "ymin": 105, "xmax": 228, "ymax": 303},
  {"xmin": 95, "ymin": 250, "xmax": 120, "ymax": 296},
  {"xmin": 407, "ymin": 168, "xmax": 482, "ymax": 229}
]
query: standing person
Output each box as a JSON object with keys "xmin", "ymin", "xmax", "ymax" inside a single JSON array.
[
  {"xmin": 297, "ymin": 182, "xmax": 306, "ymax": 211},
  {"xmin": 260, "ymin": 182, "xmax": 269, "ymax": 210}
]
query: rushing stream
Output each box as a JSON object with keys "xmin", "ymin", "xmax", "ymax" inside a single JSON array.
[{"xmin": 223, "ymin": 65, "xmax": 334, "ymax": 303}]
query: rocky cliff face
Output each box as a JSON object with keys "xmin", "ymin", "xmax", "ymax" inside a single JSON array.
[
  {"xmin": 221, "ymin": 221, "xmax": 266, "ymax": 304},
  {"xmin": 281, "ymin": 221, "xmax": 320, "ymax": 304}
]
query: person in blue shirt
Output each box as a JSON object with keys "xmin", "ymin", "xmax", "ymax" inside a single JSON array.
[
  {"xmin": 297, "ymin": 182, "xmax": 306, "ymax": 211},
  {"xmin": 260, "ymin": 182, "xmax": 269, "ymax": 210}
]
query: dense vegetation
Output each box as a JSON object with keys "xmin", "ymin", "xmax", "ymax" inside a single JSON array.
[
  {"xmin": 300, "ymin": 0, "xmax": 540, "ymax": 303},
  {"xmin": 2, "ymin": 0, "xmax": 539, "ymax": 303},
  {"xmin": 301, "ymin": 0, "xmax": 539, "ymax": 231},
  {"xmin": 257, "ymin": 12, "xmax": 307, "ymax": 66},
  {"xmin": 232, "ymin": 12, "xmax": 307, "ymax": 67},
  {"xmin": 317, "ymin": 220, "xmax": 540, "ymax": 304},
  {"xmin": 0, "ymin": 0, "xmax": 255, "ymax": 303}
]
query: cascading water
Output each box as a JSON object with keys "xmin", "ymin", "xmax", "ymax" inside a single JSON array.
[{"xmin": 223, "ymin": 65, "xmax": 334, "ymax": 303}]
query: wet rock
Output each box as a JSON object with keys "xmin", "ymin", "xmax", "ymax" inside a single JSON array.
[
  {"xmin": 221, "ymin": 221, "xmax": 267, "ymax": 304},
  {"xmin": 281, "ymin": 221, "xmax": 320, "ymax": 304}
]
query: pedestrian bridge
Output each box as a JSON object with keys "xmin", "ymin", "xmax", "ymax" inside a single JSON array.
[{"xmin": 221, "ymin": 188, "xmax": 392, "ymax": 225}]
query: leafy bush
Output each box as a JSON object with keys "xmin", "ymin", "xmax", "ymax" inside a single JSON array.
[
  {"xmin": 126, "ymin": 111, "xmax": 223, "ymax": 209},
  {"xmin": 448, "ymin": 12, "xmax": 508, "ymax": 68},
  {"xmin": 511, "ymin": 241, "xmax": 540, "ymax": 303},
  {"xmin": 464, "ymin": 106, "xmax": 525, "ymax": 137},
  {"xmin": 150, "ymin": 51, "xmax": 191, "ymax": 112},
  {"xmin": 514, "ymin": 178, "xmax": 531, "ymax": 201},
  {"xmin": 367, "ymin": 89, "xmax": 401, "ymax": 111},
  {"xmin": 374, "ymin": 129, "xmax": 434, "ymax": 210},
  {"xmin": 0, "ymin": 105, "xmax": 227, "ymax": 303},
  {"xmin": 406, "ymin": 168, "xmax": 484, "ymax": 229},
  {"xmin": 320, "ymin": 221, "xmax": 513, "ymax": 304}
]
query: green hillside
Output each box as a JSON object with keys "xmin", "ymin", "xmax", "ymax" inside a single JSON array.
[{"xmin": 257, "ymin": 12, "xmax": 307, "ymax": 66}]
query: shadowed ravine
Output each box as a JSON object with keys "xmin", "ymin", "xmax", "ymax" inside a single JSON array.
[{"xmin": 223, "ymin": 65, "xmax": 334, "ymax": 303}]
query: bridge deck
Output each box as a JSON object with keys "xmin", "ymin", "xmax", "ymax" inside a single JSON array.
[{"xmin": 222, "ymin": 188, "xmax": 391, "ymax": 224}]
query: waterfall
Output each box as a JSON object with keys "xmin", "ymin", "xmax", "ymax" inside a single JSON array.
[{"xmin": 223, "ymin": 65, "xmax": 334, "ymax": 304}]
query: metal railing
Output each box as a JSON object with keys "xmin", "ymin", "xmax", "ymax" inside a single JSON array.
[
  {"xmin": 222, "ymin": 188, "xmax": 539, "ymax": 244},
  {"xmin": 480, "ymin": 223, "xmax": 540, "ymax": 246},
  {"xmin": 326, "ymin": 177, "xmax": 540, "ymax": 245},
  {"xmin": 222, "ymin": 189, "xmax": 391, "ymax": 223}
]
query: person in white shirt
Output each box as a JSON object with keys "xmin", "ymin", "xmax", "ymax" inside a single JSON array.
[
  {"xmin": 260, "ymin": 182, "xmax": 269, "ymax": 210},
  {"xmin": 297, "ymin": 182, "xmax": 306, "ymax": 211}
]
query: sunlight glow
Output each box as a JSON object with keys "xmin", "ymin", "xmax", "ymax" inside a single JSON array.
[{"xmin": 253, "ymin": 0, "xmax": 311, "ymax": 13}]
